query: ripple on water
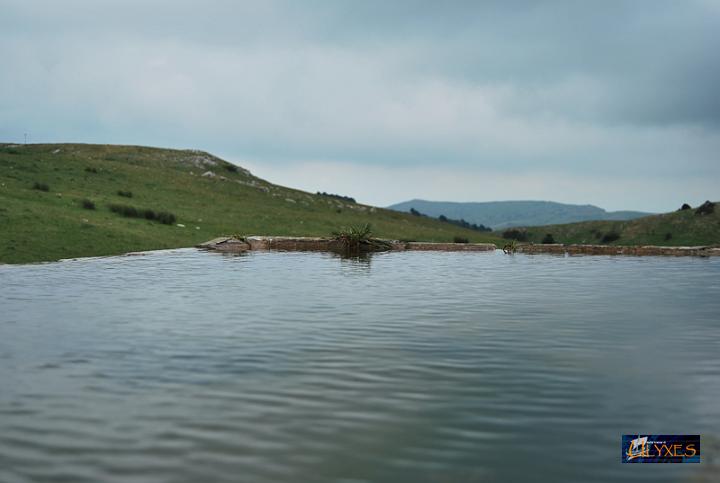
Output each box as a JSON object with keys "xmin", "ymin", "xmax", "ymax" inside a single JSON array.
[{"xmin": 1, "ymin": 249, "xmax": 718, "ymax": 482}]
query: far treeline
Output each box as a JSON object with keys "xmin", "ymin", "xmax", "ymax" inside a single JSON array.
[{"xmin": 409, "ymin": 207, "xmax": 493, "ymax": 232}]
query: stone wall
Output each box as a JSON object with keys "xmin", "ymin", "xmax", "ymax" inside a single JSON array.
[
  {"xmin": 245, "ymin": 236, "xmax": 346, "ymax": 251},
  {"xmin": 196, "ymin": 237, "xmax": 250, "ymax": 252},
  {"xmin": 198, "ymin": 237, "xmax": 720, "ymax": 257},
  {"xmin": 198, "ymin": 236, "xmax": 495, "ymax": 253},
  {"xmin": 515, "ymin": 243, "xmax": 720, "ymax": 257},
  {"xmin": 391, "ymin": 242, "xmax": 496, "ymax": 252}
]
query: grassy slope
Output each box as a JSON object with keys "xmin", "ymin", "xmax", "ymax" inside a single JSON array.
[
  {"xmin": 521, "ymin": 205, "xmax": 720, "ymax": 246},
  {"xmin": 0, "ymin": 143, "xmax": 501, "ymax": 263}
]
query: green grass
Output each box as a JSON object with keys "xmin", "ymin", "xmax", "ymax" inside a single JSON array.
[
  {"xmin": 518, "ymin": 203, "xmax": 720, "ymax": 246},
  {"xmin": 0, "ymin": 143, "xmax": 502, "ymax": 263}
]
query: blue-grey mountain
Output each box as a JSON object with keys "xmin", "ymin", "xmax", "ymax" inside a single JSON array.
[{"xmin": 388, "ymin": 200, "xmax": 651, "ymax": 230}]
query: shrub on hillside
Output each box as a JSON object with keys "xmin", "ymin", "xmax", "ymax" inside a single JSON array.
[
  {"xmin": 453, "ymin": 236, "xmax": 469, "ymax": 243},
  {"xmin": 81, "ymin": 199, "xmax": 96, "ymax": 210},
  {"xmin": 109, "ymin": 203, "xmax": 177, "ymax": 225},
  {"xmin": 695, "ymin": 200, "xmax": 715, "ymax": 216},
  {"xmin": 32, "ymin": 181, "xmax": 49, "ymax": 192},
  {"xmin": 157, "ymin": 212, "xmax": 176, "ymax": 225},
  {"xmin": 109, "ymin": 203, "xmax": 139, "ymax": 218},
  {"xmin": 601, "ymin": 232, "xmax": 621, "ymax": 243},
  {"xmin": 679, "ymin": 203, "xmax": 691, "ymax": 211},
  {"xmin": 541, "ymin": 233, "xmax": 555, "ymax": 244},
  {"xmin": 664, "ymin": 232, "xmax": 673, "ymax": 241},
  {"xmin": 117, "ymin": 190, "xmax": 133, "ymax": 198},
  {"xmin": 85, "ymin": 167, "xmax": 98, "ymax": 173},
  {"xmin": 502, "ymin": 228, "xmax": 529, "ymax": 242},
  {"xmin": 224, "ymin": 164, "xmax": 239, "ymax": 173}
]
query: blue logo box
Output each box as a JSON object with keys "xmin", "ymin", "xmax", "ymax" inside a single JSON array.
[{"xmin": 622, "ymin": 435, "xmax": 700, "ymax": 463}]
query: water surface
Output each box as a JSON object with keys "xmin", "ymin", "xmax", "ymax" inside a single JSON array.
[{"xmin": 1, "ymin": 249, "xmax": 719, "ymax": 482}]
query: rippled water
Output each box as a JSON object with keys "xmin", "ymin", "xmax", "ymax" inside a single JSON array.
[{"xmin": 1, "ymin": 249, "xmax": 719, "ymax": 482}]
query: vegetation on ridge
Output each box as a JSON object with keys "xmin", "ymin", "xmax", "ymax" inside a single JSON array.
[
  {"xmin": 514, "ymin": 201, "xmax": 720, "ymax": 246},
  {"xmin": 409, "ymin": 207, "xmax": 492, "ymax": 232}
]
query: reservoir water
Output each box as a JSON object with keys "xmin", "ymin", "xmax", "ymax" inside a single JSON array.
[{"xmin": 1, "ymin": 249, "xmax": 718, "ymax": 482}]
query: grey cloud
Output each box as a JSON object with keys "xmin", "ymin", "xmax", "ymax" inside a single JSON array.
[
  {"xmin": 1, "ymin": 0, "xmax": 719, "ymax": 210},
  {"xmin": 334, "ymin": 0, "xmax": 720, "ymax": 127},
  {"xmin": 3, "ymin": 0, "xmax": 718, "ymax": 128}
]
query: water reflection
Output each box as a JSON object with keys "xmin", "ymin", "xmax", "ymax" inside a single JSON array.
[
  {"xmin": 211, "ymin": 247, "xmax": 377, "ymax": 271},
  {"xmin": 335, "ymin": 251, "xmax": 374, "ymax": 275}
]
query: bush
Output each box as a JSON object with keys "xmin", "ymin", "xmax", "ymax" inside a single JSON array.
[
  {"xmin": 157, "ymin": 211, "xmax": 177, "ymax": 225},
  {"xmin": 453, "ymin": 236, "xmax": 469, "ymax": 243},
  {"xmin": 332, "ymin": 223, "xmax": 392, "ymax": 253},
  {"xmin": 679, "ymin": 203, "xmax": 691, "ymax": 211},
  {"xmin": 109, "ymin": 203, "xmax": 139, "ymax": 218},
  {"xmin": 32, "ymin": 182, "xmax": 49, "ymax": 192},
  {"xmin": 85, "ymin": 167, "xmax": 98, "ymax": 173},
  {"xmin": 225, "ymin": 164, "xmax": 239, "ymax": 173},
  {"xmin": 81, "ymin": 199, "xmax": 96, "ymax": 210},
  {"xmin": 502, "ymin": 228, "xmax": 528, "ymax": 241},
  {"xmin": 541, "ymin": 233, "xmax": 555, "ymax": 244},
  {"xmin": 117, "ymin": 190, "xmax": 133, "ymax": 198},
  {"xmin": 695, "ymin": 200, "xmax": 715, "ymax": 216},
  {"xmin": 601, "ymin": 232, "xmax": 621, "ymax": 243},
  {"xmin": 664, "ymin": 232, "xmax": 673, "ymax": 241},
  {"xmin": 502, "ymin": 240, "xmax": 518, "ymax": 254},
  {"xmin": 108, "ymin": 203, "xmax": 177, "ymax": 225}
]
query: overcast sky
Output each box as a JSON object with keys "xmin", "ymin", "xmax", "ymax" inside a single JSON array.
[{"xmin": 1, "ymin": 0, "xmax": 719, "ymax": 211}]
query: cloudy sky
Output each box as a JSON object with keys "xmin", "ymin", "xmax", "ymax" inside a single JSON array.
[{"xmin": 1, "ymin": 0, "xmax": 719, "ymax": 211}]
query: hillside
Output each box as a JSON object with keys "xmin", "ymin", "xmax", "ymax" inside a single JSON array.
[
  {"xmin": 389, "ymin": 199, "xmax": 650, "ymax": 229},
  {"xmin": 515, "ymin": 202, "xmax": 720, "ymax": 246},
  {"xmin": 0, "ymin": 143, "xmax": 501, "ymax": 264}
]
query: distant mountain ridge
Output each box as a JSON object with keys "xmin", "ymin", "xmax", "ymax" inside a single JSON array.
[{"xmin": 388, "ymin": 199, "xmax": 652, "ymax": 230}]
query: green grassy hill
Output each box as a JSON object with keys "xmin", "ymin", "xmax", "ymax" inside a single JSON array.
[
  {"xmin": 0, "ymin": 143, "xmax": 501, "ymax": 263},
  {"xmin": 516, "ymin": 203, "xmax": 720, "ymax": 246}
]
